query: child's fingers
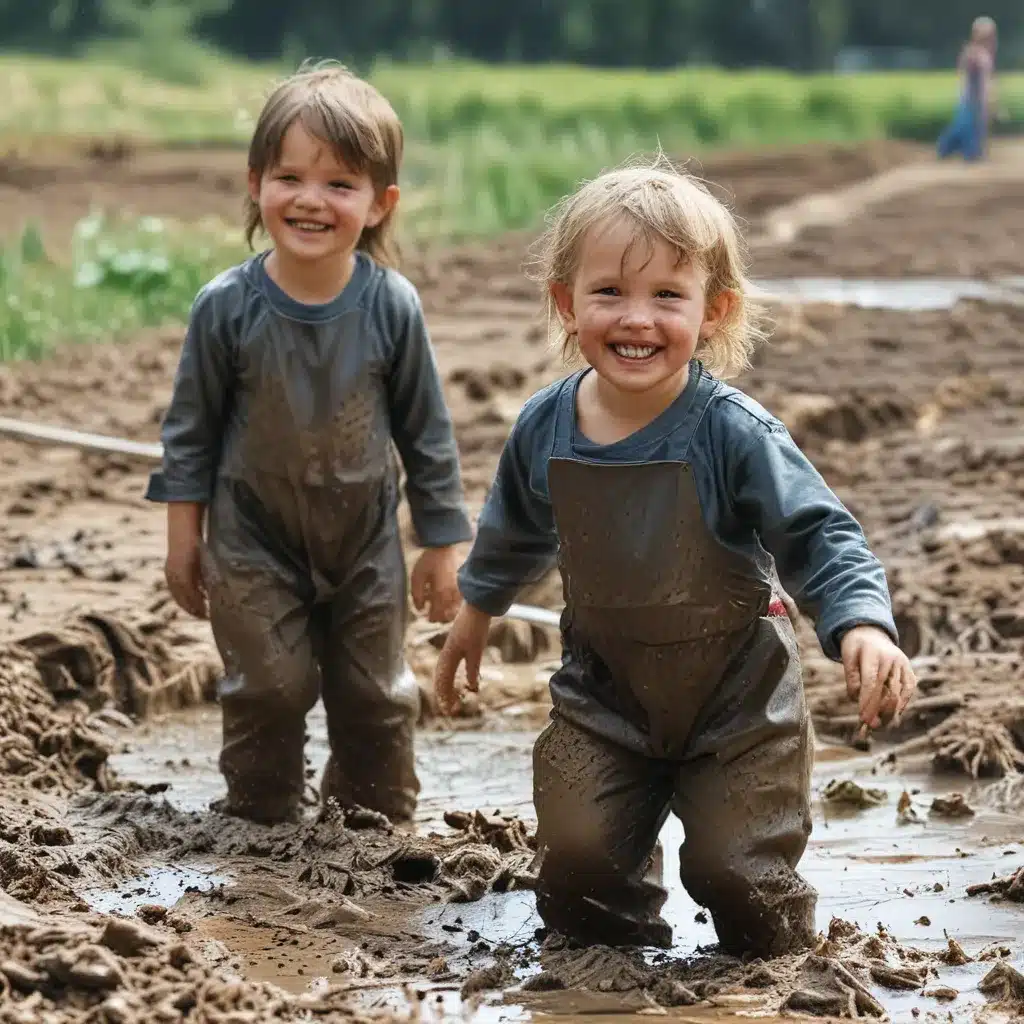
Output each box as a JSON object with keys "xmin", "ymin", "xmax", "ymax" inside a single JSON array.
[
  {"xmin": 465, "ymin": 640, "xmax": 483, "ymax": 693},
  {"xmin": 433, "ymin": 644, "xmax": 462, "ymax": 715},
  {"xmin": 410, "ymin": 567, "xmax": 428, "ymax": 612},
  {"xmin": 896, "ymin": 662, "xmax": 918, "ymax": 713},
  {"xmin": 843, "ymin": 645, "xmax": 862, "ymax": 701},
  {"xmin": 858, "ymin": 647, "xmax": 885, "ymax": 726}
]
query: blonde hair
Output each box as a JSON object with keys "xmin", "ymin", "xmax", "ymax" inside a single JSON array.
[
  {"xmin": 971, "ymin": 15, "xmax": 997, "ymax": 41},
  {"xmin": 245, "ymin": 60, "xmax": 403, "ymax": 268},
  {"xmin": 527, "ymin": 156, "xmax": 766, "ymax": 380}
]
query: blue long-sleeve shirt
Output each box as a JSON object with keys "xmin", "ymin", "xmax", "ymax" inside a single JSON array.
[
  {"xmin": 146, "ymin": 251, "xmax": 473, "ymax": 551},
  {"xmin": 458, "ymin": 364, "xmax": 896, "ymax": 661}
]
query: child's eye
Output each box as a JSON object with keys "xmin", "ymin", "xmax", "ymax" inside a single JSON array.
[
  {"xmin": 656, "ymin": 289, "xmax": 682, "ymax": 299},
  {"xmin": 595, "ymin": 286, "xmax": 619, "ymax": 296},
  {"xmin": 277, "ymin": 173, "xmax": 299, "ymax": 182},
  {"xmin": 329, "ymin": 180, "xmax": 354, "ymax": 190}
]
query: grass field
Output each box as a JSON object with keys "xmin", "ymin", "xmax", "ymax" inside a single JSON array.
[
  {"xmin": 5, "ymin": 54, "xmax": 1024, "ymax": 238},
  {"xmin": 2, "ymin": 54, "xmax": 1023, "ymax": 360}
]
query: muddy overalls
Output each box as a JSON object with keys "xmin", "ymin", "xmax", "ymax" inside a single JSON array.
[
  {"xmin": 529, "ymin": 371, "xmax": 816, "ymax": 958},
  {"xmin": 148, "ymin": 255, "xmax": 472, "ymax": 825}
]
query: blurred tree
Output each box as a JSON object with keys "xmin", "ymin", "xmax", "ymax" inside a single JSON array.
[{"xmin": 0, "ymin": 0, "xmax": 1021, "ymax": 71}]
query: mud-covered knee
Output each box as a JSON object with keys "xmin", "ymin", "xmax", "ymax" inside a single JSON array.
[
  {"xmin": 219, "ymin": 663, "xmax": 319, "ymax": 719},
  {"xmin": 535, "ymin": 813, "xmax": 623, "ymax": 885}
]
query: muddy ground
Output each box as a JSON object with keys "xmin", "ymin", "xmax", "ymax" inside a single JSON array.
[{"xmin": 2, "ymin": 139, "xmax": 1024, "ymax": 1022}]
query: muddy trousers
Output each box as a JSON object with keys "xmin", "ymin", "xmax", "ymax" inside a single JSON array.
[
  {"xmin": 532, "ymin": 713, "xmax": 815, "ymax": 958},
  {"xmin": 203, "ymin": 539, "xmax": 420, "ymax": 826}
]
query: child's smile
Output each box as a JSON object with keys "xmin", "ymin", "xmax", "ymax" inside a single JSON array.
[{"xmin": 551, "ymin": 215, "xmax": 729, "ymax": 404}]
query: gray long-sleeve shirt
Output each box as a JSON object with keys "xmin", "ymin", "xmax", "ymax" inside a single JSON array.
[
  {"xmin": 458, "ymin": 365, "xmax": 897, "ymax": 661},
  {"xmin": 146, "ymin": 252, "xmax": 472, "ymax": 554}
]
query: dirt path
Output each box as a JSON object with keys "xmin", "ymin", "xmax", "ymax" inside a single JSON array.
[{"xmin": 754, "ymin": 140, "xmax": 1024, "ymax": 279}]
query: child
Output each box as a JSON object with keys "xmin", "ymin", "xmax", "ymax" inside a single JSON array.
[
  {"xmin": 434, "ymin": 161, "xmax": 916, "ymax": 957},
  {"xmin": 147, "ymin": 62, "xmax": 473, "ymax": 826},
  {"xmin": 938, "ymin": 16, "xmax": 998, "ymax": 162}
]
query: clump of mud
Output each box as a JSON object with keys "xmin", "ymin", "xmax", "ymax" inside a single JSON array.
[
  {"xmin": 0, "ymin": 609, "xmax": 221, "ymax": 908},
  {"xmin": 1, "ymin": 607, "xmax": 219, "ymax": 797},
  {"xmin": 0, "ymin": 892, "xmax": 391, "ymax": 1023},
  {"xmin": 968, "ymin": 864, "xmax": 1024, "ymax": 902},
  {"xmin": 73, "ymin": 796, "xmax": 536, "ymax": 916},
  {"xmin": 504, "ymin": 918, "xmax": 995, "ymax": 1016}
]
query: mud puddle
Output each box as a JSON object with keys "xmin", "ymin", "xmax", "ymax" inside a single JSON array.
[
  {"xmin": 96, "ymin": 718, "xmax": 1024, "ymax": 1022},
  {"xmin": 753, "ymin": 277, "xmax": 1024, "ymax": 311},
  {"xmin": 85, "ymin": 864, "xmax": 227, "ymax": 917},
  {"xmin": 108, "ymin": 705, "xmax": 537, "ymax": 827}
]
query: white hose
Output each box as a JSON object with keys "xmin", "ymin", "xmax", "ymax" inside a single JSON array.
[{"xmin": 0, "ymin": 415, "xmax": 564, "ymax": 630}]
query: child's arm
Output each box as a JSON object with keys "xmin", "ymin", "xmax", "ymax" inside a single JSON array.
[
  {"xmin": 384, "ymin": 282, "xmax": 473, "ymax": 621},
  {"xmin": 728, "ymin": 424, "xmax": 914, "ymax": 725},
  {"xmin": 146, "ymin": 287, "xmax": 234, "ymax": 617},
  {"xmin": 435, "ymin": 401, "xmax": 559, "ymax": 713},
  {"xmin": 385, "ymin": 285, "xmax": 473, "ymax": 550}
]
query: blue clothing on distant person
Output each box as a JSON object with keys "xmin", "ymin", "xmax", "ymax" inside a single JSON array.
[{"xmin": 938, "ymin": 49, "xmax": 991, "ymax": 162}]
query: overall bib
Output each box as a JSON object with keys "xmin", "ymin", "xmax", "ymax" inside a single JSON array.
[
  {"xmin": 532, "ymin": 374, "xmax": 816, "ymax": 957},
  {"xmin": 199, "ymin": 307, "xmax": 421, "ymax": 826}
]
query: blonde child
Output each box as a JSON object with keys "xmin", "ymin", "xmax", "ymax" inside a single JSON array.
[
  {"xmin": 435, "ymin": 161, "xmax": 916, "ymax": 956},
  {"xmin": 148, "ymin": 63, "xmax": 472, "ymax": 826}
]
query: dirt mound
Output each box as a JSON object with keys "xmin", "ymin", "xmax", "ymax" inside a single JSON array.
[
  {"xmin": 756, "ymin": 177, "xmax": 1024, "ymax": 279},
  {"xmin": 1, "ymin": 606, "xmax": 219, "ymax": 795},
  {"xmin": 506, "ymin": 917, "xmax": 984, "ymax": 1016},
  {"xmin": 692, "ymin": 139, "xmax": 924, "ymax": 223},
  {"xmin": 0, "ymin": 892, "xmax": 390, "ymax": 1023},
  {"xmin": 0, "ymin": 145, "xmax": 244, "ymax": 245}
]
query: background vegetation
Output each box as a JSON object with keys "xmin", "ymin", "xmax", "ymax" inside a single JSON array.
[{"xmin": 1, "ymin": 1, "xmax": 1021, "ymax": 359}]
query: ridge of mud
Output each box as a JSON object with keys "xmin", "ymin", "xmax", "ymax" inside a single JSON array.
[{"xmin": 495, "ymin": 917, "xmax": 1019, "ymax": 1017}]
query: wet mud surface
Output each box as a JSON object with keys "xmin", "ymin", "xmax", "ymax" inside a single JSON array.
[{"xmin": 2, "ymin": 139, "xmax": 1024, "ymax": 1020}]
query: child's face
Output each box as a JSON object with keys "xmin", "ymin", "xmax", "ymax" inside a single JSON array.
[
  {"xmin": 249, "ymin": 121, "xmax": 398, "ymax": 267},
  {"xmin": 551, "ymin": 218, "xmax": 732, "ymax": 397}
]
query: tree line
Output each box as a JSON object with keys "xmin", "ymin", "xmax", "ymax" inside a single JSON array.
[{"xmin": 1, "ymin": 0, "xmax": 1020, "ymax": 71}]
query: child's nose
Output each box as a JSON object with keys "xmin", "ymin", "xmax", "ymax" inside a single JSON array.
[
  {"xmin": 294, "ymin": 184, "xmax": 326, "ymax": 208},
  {"xmin": 619, "ymin": 304, "xmax": 654, "ymax": 329}
]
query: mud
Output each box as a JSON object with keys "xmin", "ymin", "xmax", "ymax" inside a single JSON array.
[
  {"xmin": 0, "ymin": 892, "xmax": 396, "ymax": 1022},
  {"xmin": 757, "ymin": 179, "xmax": 1024, "ymax": 280},
  {"xmin": 3, "ymin": 138, "xmax": 1024, "ymax": 1020}
]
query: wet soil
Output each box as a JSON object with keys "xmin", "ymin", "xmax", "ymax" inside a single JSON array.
[
  {"xmin": 2, "ymin": 139, "xmax": 1024, "ymax": 1020},
  {"xmin": 0, "ymin": 138, "xmax": 923, "ymax": 248}
]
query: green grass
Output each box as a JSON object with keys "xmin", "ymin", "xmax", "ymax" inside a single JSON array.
[
  {"xmin": 2, "ymin": 55, "xmax": 1024, "ymax": 358},
  {"xmin": 3, "ymin": 54, "xmax": 1023, "ymax": 241},
  {"xmin": 0, "ymin": 213, "xmax": 244, "ymax": 361}
]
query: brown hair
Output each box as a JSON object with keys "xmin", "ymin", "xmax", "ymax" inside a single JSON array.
[
  {"xmin": 526, "ymin": 155, "xmax": 767, "ymax": 380},
  {"xmin": 245, "ymin": 59, "xmax": 403, "ymax": 267}
]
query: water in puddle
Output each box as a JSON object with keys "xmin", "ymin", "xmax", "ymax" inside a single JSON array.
[
  {"xmin": 107, "ymin": 713, "xmax": 1024, "ymax": 1021},
  {"xmin": 752, "ymin": 277, "xmax": 1024, "ymax": 311},
  {"xmin": 84, "ymin": 863, "xmax": 227, "ymax": 916}
]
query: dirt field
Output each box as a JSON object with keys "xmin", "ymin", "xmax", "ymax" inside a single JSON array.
[{"xmin": 3, "ymin": 139, "xmax": 1024, "ymax": 1022}]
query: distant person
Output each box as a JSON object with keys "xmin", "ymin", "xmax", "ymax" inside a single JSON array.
[
  {"xmin": 147, "ymin": 62, "xmax": 472, "ymax": 826},
  {"xmin": 938, "ymin": 16, "xmax": 998, "ymax": 161},
  {"xmin": 434, "ymin": 160, "xmax": 917, "ymax": 956}
]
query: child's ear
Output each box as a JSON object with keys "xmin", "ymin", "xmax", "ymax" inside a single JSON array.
[
  {"xmin": 700, "ymin": 288, "xmax": 736, "ymax": 339},
  {"xmin": 367, "ymin": 185, "xmax": 400, "ymax": 228},
  {"xmin": 247, "ymin": 168, "xmax": 261, "ymax": 205},
  {"xmin": 550, "ymin": 282, "xmax": 577, "ymax": 335}
]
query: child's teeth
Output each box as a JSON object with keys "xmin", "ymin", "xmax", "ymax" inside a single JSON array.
[{"xmin": 614, "ymin": 344, "xmax": 656, "ymax": 359}]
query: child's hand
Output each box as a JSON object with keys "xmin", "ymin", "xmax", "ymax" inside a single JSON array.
[
  {"xmin": 840, "ymin": 625, "xmax": 917, "ymax": 729},
  {"xmin": 165, "ymin": 502, "xmax": 208, "ymax": 620},
  {"xmin": 166, "ymin": 538, "xmax": 207, "ymax": 619},
  {"xmin": 434, "ymin": 603, "xmax": 492, "ymax": 715},
  {"xmin": 411, "ymin": 545, "xmax": 461, "ymax": 623}
]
